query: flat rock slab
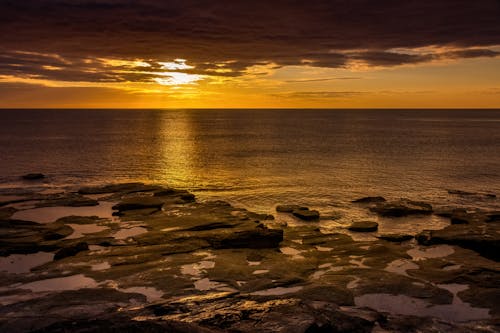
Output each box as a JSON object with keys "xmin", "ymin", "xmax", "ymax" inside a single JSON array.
[
  {"xmin": 21, "ymin": 173, "xmax": 45, "ymax": 180},
  {"xmin": 370, "ymin": 199, "xmax": 432, "ymax": 217},
  {"xmin": 112, "ymin": 197, "xmax": 164, "ymax": 212},
  {"xmin": 349, "ymin": 221, "xmax": 379, "ymax": 232},
  {"xmin": 292, "ymin": 209, "xmax": 320, "ymax": 221},
  {"xmin": 377, "ymin": 234, "xmax": 413, "ymax": 242},
  {"xmin": 352, "ymin": 196, "xmax": 386, "ymax": 203},
  {"xmin": 276, "ymin": 205, "xmax": 320, "ymax": 221},
  {"xmin": 417, "ymin": 222, "xmax": 500, "ymax": 261}
]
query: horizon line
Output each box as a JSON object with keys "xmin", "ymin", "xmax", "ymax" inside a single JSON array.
[{"xmin": 1, "ymin": 107, "xmax": 500, "ymax": 110}]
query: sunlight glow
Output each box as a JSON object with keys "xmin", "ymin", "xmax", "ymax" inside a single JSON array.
[
  {"xmin": 153, "ymin": 72, "xmax": 203, "ymax": 85},
  {"xmin": 159, "ymin": 59, "xmax": 194, "ymax": 70}
]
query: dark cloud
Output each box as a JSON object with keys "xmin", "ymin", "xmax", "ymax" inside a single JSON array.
[{"xmin": 0, "ymin": 0, "xmax": 499, "ymax": 82}]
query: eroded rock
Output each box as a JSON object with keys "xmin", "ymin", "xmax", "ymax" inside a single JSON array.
[
  {"xmin": 112, "ymin": 197, "xmax": 164, "ymax": 212},
  {"xmin": 377, "ymin": 234, "xmax": 413, "ymax": 242},
  {"xmin": 293, "ymin": 209, "xmax": 320, "ymax": 221},
  {"xmin": 54, "ymin": 242, "xmax": 89, "ymax": 260},
  {"xmin": 21, "ymin": 173, "xmax": 45, "ymax": 180},
  {"xmin": 370, "ymin": 199, "xmax": 432, "ymax": 217},
  {"xmin": 352, "ymin": 196, "xmax": 386, "ymax": 204},
  {"xmin": 417, "ymin": 223, "xmax": 500, "ymax": 261},
  {"xmin": 349, "ymin": 221, "xmax": 378, "ymax": 232}
]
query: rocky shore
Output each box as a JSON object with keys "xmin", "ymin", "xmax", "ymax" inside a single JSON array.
[{"xmin": 0, "ymin": 182, "xmax": 499, "ymax": 332}]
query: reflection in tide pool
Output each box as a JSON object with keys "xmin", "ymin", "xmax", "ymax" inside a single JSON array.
[
  {"xmin": 0, "ymin": 252, "xmax": 54, "ymax": 274},
  {"xmin": 355, "ymin": 284, "xmax": 491, "ymax": 322},
  {"xmin": 12, "ymin": 202, "xmax": 116, "ymax": 224},
  {"xmin": 17, "ymin": 274, "xmax": 98, "ymax": 292}
]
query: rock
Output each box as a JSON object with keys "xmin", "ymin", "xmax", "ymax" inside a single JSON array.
[
  {"xmin": 433, "ymin": 206, "xmax": 457, "ymax": 218},
  {"xmin": 450, "ymin": 208, "xmax": 470, "ymax": 224},
  {"xmin": 179, "ymin": 193, "xmax": 196, "ymax": 202},
  {"xmin": 377, "ymin": 234, "xmax": 413, "ymax": 242},
  {"xmin": 276, "ymin": 204, "xmax": 308, "ymax": 213},
  {"xmin": 449, "ymin": 209, "xmax": 491, "ymax": 224},
  {"xmin": 416, "ymin": 222, "xmax": 500, "ymax": 261},
  {"xmin": 348, "ymin": 221, "xmax": 379, "ymax": 232},
  {"xmin": 447, "ymin": 189, "xmax": 476, "ymax": 196},
  {"xmin": 54, "ymin": 242, "xmax": 89, "ymax": 260},
  {"xmin": 36, "ymin": 194, "xmax": 99, "ymax": 208},
  {"xmin": 210, "ymin": 224, "xmax": 283, "ymax": 249},
  {"xmin": 153, "ymin": 188, "xmax": 195, "ymax": 201},
  {"xmin": 352, "ymin": 196, "xmax": 386, "ymax": 203},
  {"xmin": 370, "ymin": 199, "xmax": 432, "ymax": 217},
  {"xmin": 153, "ymin": 188, "xmax": 177, "ymax": 196},
  {"xmin": 43, "ymin": 225, "xmax": 74, "ymax": 240},
  {"xmin": 21, "ymin": 173, "xmax": 45, "ymax": 180},
  {"xmin": 112, "ymin": 197, "xmax": 164, "ymax": 212},
  {"xmin": 276, "ymin": 205, "xmax": 320, "ymax": 221},
  {"xmin": 486, "ymin": 211, "xmax": 500, "ymax": 222},
  {"xmin": 293, "ymin": 209, "xmax": 320, "ymax": 221},
  {"xmin": 0, "ymin": 207, "xmax": 16, "ymax": 219},
  {"xmin": 78, "ymin": 183, "xmax": 162, "ymax": 195}
]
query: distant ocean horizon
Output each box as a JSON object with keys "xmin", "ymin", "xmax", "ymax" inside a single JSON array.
[{"xmin": 1, "ymin": 108, "xmax": 500, "ymax": 222}]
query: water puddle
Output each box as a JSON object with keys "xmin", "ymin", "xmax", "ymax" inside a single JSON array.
[
  {"xmin": 91, "ymin": 262, "xmax": 111, "ymax": 271},
  {"xmin": 349, "ymin": 258, "xmax": 369, "ymax": 268},
  {"xmin": 82, "ymin": 194, "xmax": 109, "ymax": 201},
  {"xmin": 315, "ymin": 246, "xmax": 333, "ymax": 252},
  {"xmin": 120, "ymin": 286, "xmax": 164, "ymax": 302},
  {"xmin": 7, "ymin": 200, "xmax": 39, "ymax": 210},
  {"xmin": 16, "ymin": 274, "xmax": 98, "ymax": 292},
  {"xmin": 280, "ymin": 247, "xmax": 305, "ymax": 259},
  {"xmin": 193, "ymin": 278, "xmax": 235, "ymax": 292},
  {"xmin": 311, "ymin": 263, "xmax": 343, "ymax": 280},
  {"xmin": 443, "ymin": 264, "xmax": 462, "ymax": 271},
  {"xmin": 377, "ymin": 215, "xmax": 451, "ymax": 236},
  {"xmin": 251, "ymin": 286, "xmax": 303, "ymax": 296},
  {"xmin": 113, "ymin": 227, "xmax": 148, "ymax": 240},
  {"xmin": 0, "ymin": 252, "xmax": 54, "ymax": 274},
  {"xmin": 407, "ymin": 245, "xmax": 455, "ymax": 261},
  {"xmin": 385, "ymin": 259, "xmax": 419, "ymax": 276},
  {"xmin": 12, "ymin": 202, "xmax": 116, "ymax": 224},
  {"xmin": 161, "ymin": 227, "xmax": 181, "ymax": 232},
  {"xmin": 66, "ymin": 223, "xmax": 109, "ymax": 239},
  {"xmin": 355, "ymin": 284, "xmax": 490, "ymax": 322},
  {"xmin": 252, "ymin": 270, "xmax": 269, "ymax": 275},
  {"xmin": 181, "ymin": 261, "xmax": 215, "ymax": 276},
  {"xmin": 347, "ymin": 277, "xmax": 361, "ymax": 289},
  {"xmin": 247, "ymin": 261, "xmax": 261, "ymax": 266}
]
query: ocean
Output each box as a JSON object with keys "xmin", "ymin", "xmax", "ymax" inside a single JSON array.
[{"xmin": 1, "ymin": 109, "xmax": 500, "ymax": 224}]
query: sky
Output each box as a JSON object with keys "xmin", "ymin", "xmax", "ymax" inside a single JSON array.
[{"xmin": 0, "ymin": 0, "xmax": 499, "ymax": 108}]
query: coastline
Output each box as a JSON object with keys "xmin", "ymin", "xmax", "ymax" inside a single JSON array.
[{"xmin": 0, "ymin": 181, "xmax": 499, "ymax": 332}]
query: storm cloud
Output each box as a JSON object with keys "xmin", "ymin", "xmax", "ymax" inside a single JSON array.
[{"xmin": 1, "ymin": 0, "xmax": 499, "ymax": 82}]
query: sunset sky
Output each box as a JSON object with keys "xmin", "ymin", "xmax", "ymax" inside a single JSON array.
[{"xmin": 1, "ymin": 0, "xmax": 499, "ymax": 108}]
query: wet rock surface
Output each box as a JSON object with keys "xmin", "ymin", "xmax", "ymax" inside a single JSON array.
[
  {"xmin": 352, "ymin": 196, "xmax": 386, "ymax": 204},
  {"xmin": 0, "ymin": 184, "xmax": 499, "ymax": 332},
  {"xmin": 370, "ymin": 198, "xmax": 433, "ymax": 217},
  {"xmin": 21, "ymin": 173, "xmax": 45, "ymax": 180},
  {"xmin": 348, "ymin": 221, "xmax": 379, "ymax": 232},
  {"xmin": 276, "ymin": 205, "xmax": 320, "ymax": 221}
]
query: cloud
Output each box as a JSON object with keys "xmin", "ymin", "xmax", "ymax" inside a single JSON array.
[{"xmin": 0, "ymin": 1, "xmax": 499, "ymax": 83}]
